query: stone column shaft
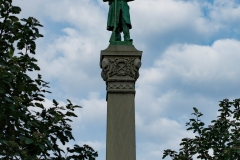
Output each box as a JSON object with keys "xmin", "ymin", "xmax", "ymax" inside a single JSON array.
[
  {"xmin": 107, "ymin": 93, "xmax": 135, "ymax": 160},
  {"xmin": 100, "ymin": 45, "xmax": 142, "ymax": 160}
]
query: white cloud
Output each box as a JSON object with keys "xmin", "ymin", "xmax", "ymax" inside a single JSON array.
[
  {"xmin": 47, "ymin": 0, "xmax": 108, "ymax": 39},
  {"xmin": 35, "ymin": 28, "xmax": 106, "ymax": 99},
  {"xmin": 76, "ymin": 92, "xmax": 106, "ymax": 125},
  {"xmin": 156, "ymin": 39, "xmax": 240, "ymax": 85},
  {"xmin": 131, "ymin": 0, "xmax": 201, "ymax": 33},
  {"xmin": 129, "ymin": 0, "xmax": 240, "ymax": 48},
  {"xmin": 138, "ymin": 39, "xmax": 240, "ymax": 97},
  {"xmin": 135, "ymin": 39, "xmax": 240, "ymax": 129}
]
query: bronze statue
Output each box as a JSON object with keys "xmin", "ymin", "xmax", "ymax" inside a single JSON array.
[{"xmin": 103, "ymin": 0, "xmax": 134, "ymax": 44}]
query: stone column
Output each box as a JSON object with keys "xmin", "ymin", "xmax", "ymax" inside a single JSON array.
[{"xmin": 100, "ymin": 45, "xmax": 142, "ymax": 160}]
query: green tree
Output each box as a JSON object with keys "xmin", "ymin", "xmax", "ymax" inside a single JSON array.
[
  {"xmin": 0, "ymin": 0, "xmax": 98, "ymax": 159},
  {"xmin": 162, "ymin": 98, "xmax": 240, "ymax": 160}
]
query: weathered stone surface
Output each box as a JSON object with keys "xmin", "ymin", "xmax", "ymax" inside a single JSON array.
[
  {"xmin": 107, "ymin": 93, "xmax": 136, "ymax": 160},
  {"xmin": 100, "ymin": 44, "xmax": 142, "ymax": 160}
]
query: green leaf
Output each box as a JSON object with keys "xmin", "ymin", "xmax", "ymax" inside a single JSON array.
[
  {"xmin": 65, "ymin": 131, "xmax": 74, "ymax": 140},
  {"xmin": 66, "ymin": 111, "xmax": 77, "ymax": 117},
  {"xmin": 35, "ymin": 102, "xmax": 44, "ymax": 109},
  {"xmin": 4, "ymin": 97, "xmax": 12, "ymax": 102},
  {"xmin": 0, "ymin": 86, "xmax": 5, "ymax": 94},
  {"xmin": 8, "ymin": 48, "xmax": 14, "ymax": 57},
  {"xmin": 25, "ymin": 138, "xmax": 34, "ymax": 144},
  {"xmin": 39, "ymin": 144, "xmax": 45, "ymax": 151},
  {"xmin": 53, "ymin": 99, "xmax": 59, "ymax": 106},
  {"xmin": 30, "ymin": 63, "xmax": 40, "ymax": 71},
  {"xmin": 193, "ymin": 107, "xmax": 198, "ymax": 113},
  {"xmin": 11, "ymin": 6, "xmax": 21, "ymax": 14},
  {"xmin": 17, "ymin": 41, "xmax": 25, "ymax": 50},
  {"xmin": 73, "ymin": 105, "xmax": 82, "ymax": 108},
  {"xmin": 9, "ymin": 16, "xmax": 19, "ymax": 22},
  {"xmin": 189, "ymin": 118, "xmax": 196, "ymax": 122}
]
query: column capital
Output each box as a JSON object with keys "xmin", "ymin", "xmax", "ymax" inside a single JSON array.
[{"xmin": 100, "ymin": 45, "xmax": 142, "ymax": 99}]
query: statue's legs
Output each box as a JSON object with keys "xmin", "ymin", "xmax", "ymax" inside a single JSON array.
[
  {"xmin": 121, "ymin": 19, "xmax": 130, "ymax": 41},
  {"xmin": 120, "ymin": 11, "xmax": 131, "ymax": 41},
  {"xmin": 115, "ymin": 27, "xmax": 121, "ymax": 41},
  {"xmin": 109, "ymin": 10, "xmax": 131, "ymax": 42},
  {"xmin": 110, "ymin": 27, "xmax": 121, "ymax": 42},
  {"xmin": 110, "ymin": 30, "xmax": 121, "ymax": 42}
]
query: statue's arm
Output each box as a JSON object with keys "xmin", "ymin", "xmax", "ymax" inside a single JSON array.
[{"xmin": 103, "ymin": 0, "xmax": 109, "ymax": 2}]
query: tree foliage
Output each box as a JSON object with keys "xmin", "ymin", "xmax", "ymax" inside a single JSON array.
[
  {"xmin": 163, "ymin": 98, "xmax": 240, "ymax": 160},
  {"xmin": 0, "ymin": 0, "xmax": 97, "ymax": 159}
]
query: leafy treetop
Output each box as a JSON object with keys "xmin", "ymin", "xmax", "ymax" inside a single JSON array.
[
  {"xmin": 163, "ymin": 98, "xmax": 240, "ymax": 160},
  {"xmin": 0, "ymin": 0, "xmax": 98, "ymax": 159}
]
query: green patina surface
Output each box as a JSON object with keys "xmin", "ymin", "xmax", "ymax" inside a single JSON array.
[{"xmin": 103, "ymin": 0, "xmax": 134, "ymax": 45}]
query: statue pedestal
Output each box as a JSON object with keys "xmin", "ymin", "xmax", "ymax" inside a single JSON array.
[{"xmin": 100, "ymin": 45, "xmax": 142, "ymax": 160}]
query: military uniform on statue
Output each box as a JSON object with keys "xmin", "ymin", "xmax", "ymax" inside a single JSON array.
[{"xmin": 104, "ymin": 0, "xmax": 134, "ymax": 43}]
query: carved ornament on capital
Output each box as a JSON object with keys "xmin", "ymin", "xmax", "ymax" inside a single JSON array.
[{"xmin": 101, "ymin": 57, "xmax": 141, "ymax": 82}]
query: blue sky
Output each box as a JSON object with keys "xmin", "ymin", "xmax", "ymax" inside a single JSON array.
[{"xmin": 14, "ymin": 0, "xmax": 240, "ymax": 159}]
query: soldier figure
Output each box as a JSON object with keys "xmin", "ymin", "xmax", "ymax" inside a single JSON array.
[{"xmin": 103, "ymin": 0, "xmax": 133, "ymax": 43}]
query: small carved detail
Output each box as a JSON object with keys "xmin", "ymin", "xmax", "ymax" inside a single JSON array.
[
  {"xmin": 109, "ymin": 58, "xmax": 134, "ymax": 77},
  {"xmin": 108, "ymin": 83, "xmax": 135, "ymax": 90},
  {"xmin": 101, "ymin": 58, "xmax": 110, "ymax": 81}
]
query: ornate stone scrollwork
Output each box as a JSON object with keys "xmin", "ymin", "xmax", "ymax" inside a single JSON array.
[
  {"xmin": 108, "ymin": 83, "xmax": 135, "ymax": 90},
  {"xmin": 101, "ymin": 57, "xmax": 141, "ymax": 81},
  {"xmin": 109, "ymin": 58, "xmax": 140, "ymax": 79},
  {"xmin": 133, "ymin": 58, "xmax": 141, "ymax": 80},
  {"xmin": 101, "ymin": 58, "xmax": 110, "ymax": 81},
  {"xmin": 109, "ymin": 58, "xmax": 134, "ymax": 77}
]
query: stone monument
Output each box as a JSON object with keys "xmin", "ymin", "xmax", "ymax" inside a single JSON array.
[{"xmin": 100, "ymin": 0, "xmax": 142, "ymax": 159}]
